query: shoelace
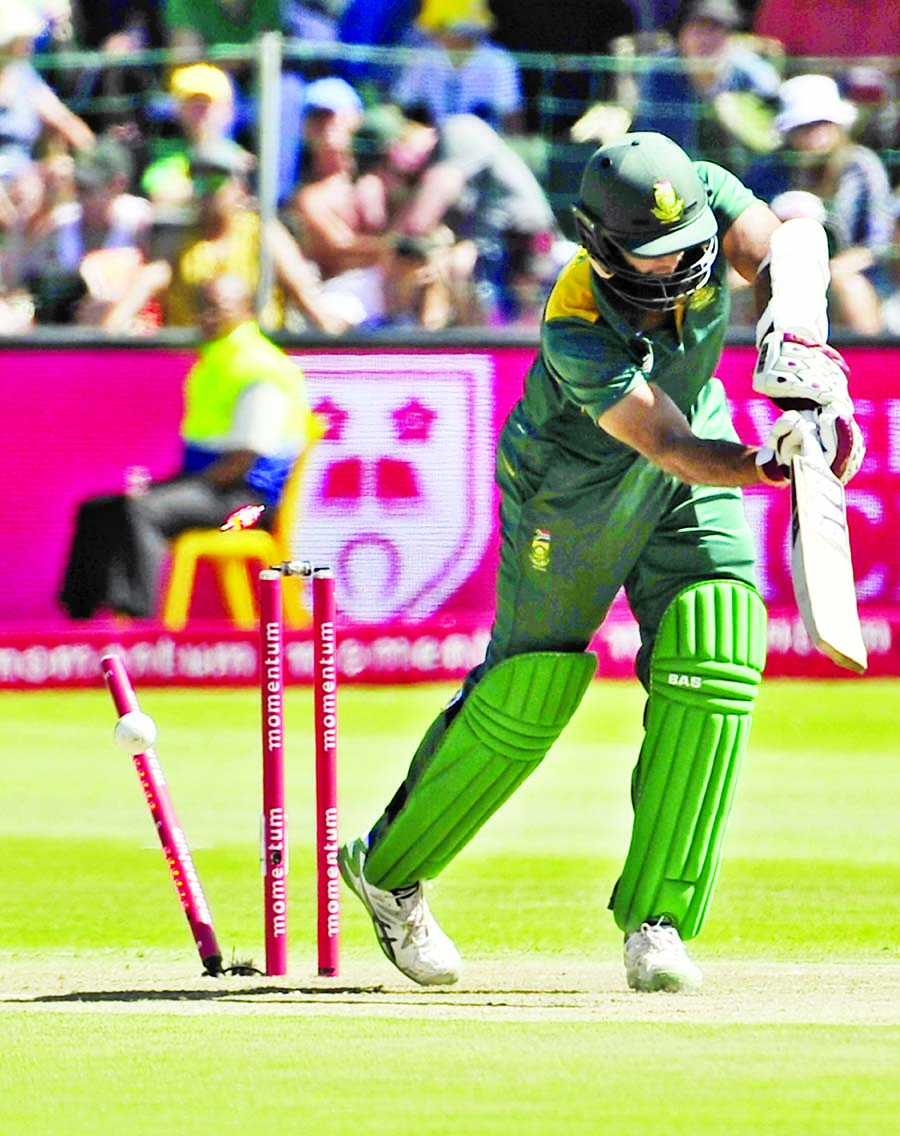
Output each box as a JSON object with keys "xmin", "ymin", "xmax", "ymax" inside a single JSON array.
[
  {"xmin": 392, "ymin": 886, "xmax": 431, "ymax": 948},
  {"xmin": 641, "ymin": 921, "xmax": 681, "ymax": 951}
]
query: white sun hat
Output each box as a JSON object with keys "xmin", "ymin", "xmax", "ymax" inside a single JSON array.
[
  {"xmin": 775, "ymin": 74, "xmax": 858, "ymax": 135},
  {"xmin": 0, "ymin": 3, "xmax": 46, "ymax": 47}
]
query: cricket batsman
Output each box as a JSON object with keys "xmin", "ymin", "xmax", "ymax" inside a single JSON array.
[{"xmin": 339, "ymin": 132, "xmax": 865, "ymax": 992}]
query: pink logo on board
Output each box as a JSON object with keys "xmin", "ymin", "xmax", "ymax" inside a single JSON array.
[{"xmin": 290, "ymin": 353, "xmax": 495, "ymax": 623}]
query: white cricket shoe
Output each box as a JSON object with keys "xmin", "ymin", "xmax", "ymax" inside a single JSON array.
[
  {"xmin": 339, "ymin": 836, "xmax": 461, "ymax": 986},
  {"xmin": 624, "ymin": 920, "xmax": 703, "ymax": 993}
]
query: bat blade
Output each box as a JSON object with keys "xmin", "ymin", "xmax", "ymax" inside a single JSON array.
[{"xmin": 790, "ymin": 446, "xmax": 867, "ymax": 673}]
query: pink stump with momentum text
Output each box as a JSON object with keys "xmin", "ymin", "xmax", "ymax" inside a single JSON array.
[
  {"xmin": 101, "ymin": 652, "xmax": 224, "ymax": 976},
  {"xmin": 313, "ymin": 569, "xmax": 340, "ymax": 977},
  {"xmin": 259, "ymin": 569, "xmax": 288, "ymax": 977},
  {"xmin": 258, "ymin": 561, "xmax": 341, "ymax": 978}
]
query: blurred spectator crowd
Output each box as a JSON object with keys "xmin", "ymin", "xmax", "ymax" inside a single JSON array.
[{"xmin": 2, "ymin": 0, "xmax": 900, "ymax": 338}]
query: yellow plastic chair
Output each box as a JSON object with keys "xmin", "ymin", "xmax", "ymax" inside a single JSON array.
[{"xmin": 161, "ymin": 415, "xmax": 327, "ymax": 630}]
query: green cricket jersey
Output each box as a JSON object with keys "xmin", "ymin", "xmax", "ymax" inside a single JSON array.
[
  {"xmin": 489, "ymin": 161, "xmax": 761, "ymax": 672},
  {"xmin": 512, "ymin": 161, "xmax": 758, "ymax": 468}
]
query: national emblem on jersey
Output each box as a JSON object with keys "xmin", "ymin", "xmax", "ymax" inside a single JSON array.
[
  {"xmin": 688, "ymin": 284, "xmax": 717, "ymax": 311},
  {"xmin": 529, "ymin": 528, "xmax": 552, "ymax": 572},
  {"xmin": 651, "ymin": 180, "xmax": 685, "ymax": 224}
]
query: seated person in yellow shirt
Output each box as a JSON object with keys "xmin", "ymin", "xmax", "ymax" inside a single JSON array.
[{"xmin": 59, "ymin": 275, "xmax": 314, "ymax": 620}]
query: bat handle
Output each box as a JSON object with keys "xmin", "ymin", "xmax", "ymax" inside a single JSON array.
[{"xmin": 798, "ymin": 416, "xmax": 829, "ymax": 467}]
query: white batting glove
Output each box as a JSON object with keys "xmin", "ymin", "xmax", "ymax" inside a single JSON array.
[
  {"xmin": 757, "ymin": 406, "xmax": 866, "ymax": 486},
  {"xmin": 756, "ymin": 408, "xmax": 813, "ymax": 484},
  {"xmin": 753, "ymin": 331, "xmax": 852, "ymax": 415},
  {"xmin": 817, "ymin": 404, "xmax": 866, "ymax": 484}
]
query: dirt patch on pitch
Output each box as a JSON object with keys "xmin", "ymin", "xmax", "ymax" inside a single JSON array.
[{"xmin": 1, "ymin": 955, "xmax": 898, "ymax": 1024}]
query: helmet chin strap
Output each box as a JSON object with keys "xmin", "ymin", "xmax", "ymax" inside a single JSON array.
[{"xmin": 587, "ymin": 256, "xmax": 614, "ymax": 279}]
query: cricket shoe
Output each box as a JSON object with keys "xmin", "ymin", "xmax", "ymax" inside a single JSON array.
[
  {"xmin": 339, "ymin": 836, "xmax": 461, "ymax": 986},
  {"xmin": 624, "ymin": 920, "xmax": 703, "ymax": 993}
]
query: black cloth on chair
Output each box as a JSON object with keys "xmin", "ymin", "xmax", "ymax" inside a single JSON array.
[{"xmin": 59, "ymin": 476, "xmax": 268, "ymax": 620}]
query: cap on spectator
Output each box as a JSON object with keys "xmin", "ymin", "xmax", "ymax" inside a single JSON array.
[
  {"xmin": 775, "ymin": 75, "xmax": 857, "ymax": 135},
  {"xmin": 170, "ymin": 63, "xmax": 233, "ymax": 105},
  {"xmin": 0, "ymin": 3, "xmax": 46, "ymax": 46},
  {"xmin": 304, "ymin": 77, "xmax": 363, "ymax": 115},
  {"xmin": 74, "ymin": 138, "xmax": 134, "ymax": 190},
  {"xmin": 353, "ymin": 105, "xmax": 407, "ymax": 171},
  {"xmin": 416, "ymin": 0, "xmax": 495, "ymax": 34},
  {"xmin": 188, "ymin": 139, "xmax": 250, "ymax": 177},
  {"xmin": 674, "ymin": 0, "xmax": 743, "ymax": 31}
]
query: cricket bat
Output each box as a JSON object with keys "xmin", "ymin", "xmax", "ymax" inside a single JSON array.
[
  {"xmin": 767, "ymin": 218, "xmax": 866, "ymax": 672},
  {"xmin": 790, "ymin": 434, "xmax": 867, "ymax": 673}
]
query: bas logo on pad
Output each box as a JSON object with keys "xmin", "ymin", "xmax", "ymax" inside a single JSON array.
[{"xmin": 668, "ymin": 673, "xmax": 702, "ymax": 688}]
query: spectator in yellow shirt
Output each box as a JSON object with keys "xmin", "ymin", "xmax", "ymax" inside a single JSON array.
[
  {"xmin": 105, "ymin": 142, "xmax": 347, "ymax": 335},
  {"xmin": 60, "ymin": 275, "xmax": 314, "ymax": 620}
]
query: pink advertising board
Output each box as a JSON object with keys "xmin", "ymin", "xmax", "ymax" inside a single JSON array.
[{"xmin": 0, "ymin": 343, "xmax": 898, "ymax": 686}]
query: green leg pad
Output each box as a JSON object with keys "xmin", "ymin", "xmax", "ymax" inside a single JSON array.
[
  {"xmin": 613, "ymin": 580, "xmax": 767, "ymax": 939},
  {"xmin": 365, "ymin": 651, "xmax": 597, "ymax": 890}
]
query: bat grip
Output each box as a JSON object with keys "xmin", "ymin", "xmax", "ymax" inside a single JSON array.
[{"xmin": 798, "ymin": 416, "xmax": 829, "ymax": 468}]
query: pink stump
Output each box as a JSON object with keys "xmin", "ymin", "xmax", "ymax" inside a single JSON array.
[
  {"xmin": 313, "ymin": 569, "xmax": 340, "ymax": 977},
  {"xmin": 259, "ymin": 570, "xmax": 288, "ymax": 977},
  {"xmin": 100, "ymin": 653, "xmax": 223, "ymax": 976}
]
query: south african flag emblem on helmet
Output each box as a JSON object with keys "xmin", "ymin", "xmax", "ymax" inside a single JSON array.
[{"xmin": 651, "ymin": 180, "xmax": 685, "ymax": 224}]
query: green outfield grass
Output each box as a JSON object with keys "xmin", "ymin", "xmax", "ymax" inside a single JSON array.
[
  {"xmin": 5, "ymin": 1017, "xmax": 898, "ymax": 1136},
  {"xmin": 2, "ymin": 679, "xmax": 899, "ymax": 1135}
]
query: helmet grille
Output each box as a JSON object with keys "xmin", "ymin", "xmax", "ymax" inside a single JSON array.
[{"xmin": 572, "ymin": 205, "xmax": 718, "ymax": 311}]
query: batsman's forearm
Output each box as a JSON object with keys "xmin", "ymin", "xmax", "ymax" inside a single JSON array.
[
  {"xmin": 655, "ymin": 435, "xmax": 773, "ymax": 488},
  {"xmin": 599, "ymin": 380, "xmax": 783, "ymax": 488}
]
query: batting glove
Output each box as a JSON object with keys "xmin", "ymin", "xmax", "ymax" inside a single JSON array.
[
  {"xmin": 753, "ymin": 331, "xmax": 852, "ymax": 415},
  {"xmin": 756, "ymin": 407, "xmax": 865, "ymax": 486},
  {"xmin": 756, "ymin": 408, "xmax": 812, "ymax": 485},
  {"xmin": 817, "ymin": 404, "xmax": 866, "ymax": 484}
]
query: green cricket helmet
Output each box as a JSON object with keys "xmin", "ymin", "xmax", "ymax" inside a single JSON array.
[{"xmin": 572, "ymin": 132, "xmax": 719, "ymax": 310}]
